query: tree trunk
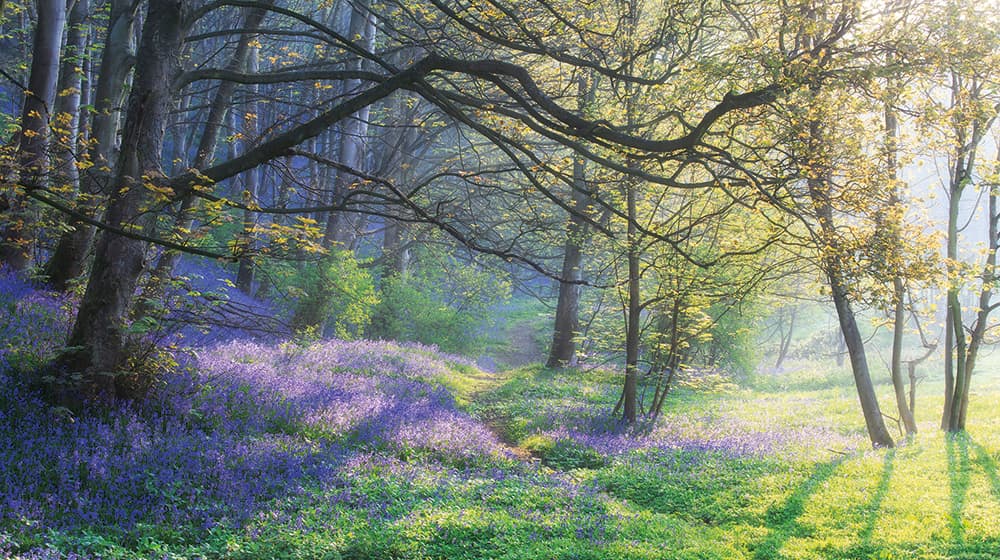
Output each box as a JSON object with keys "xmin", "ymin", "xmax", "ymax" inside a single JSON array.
[
  {"xmin": 806, "ymin": 105, "xmax": 894, "ymax": 447},
  {"xmin": 0, "ymin": 0, "xmax": 66, "ymax": 270},
  {"xmin": 330, "ymin": 0, "xmax": 376, "ymax": 247},
  {"xmin": 942, "ymin": 303, "xmax": 954, "ymax": 429},
  {"xmin": 890, "ymin": 276, "xmax": 917, "ymax": 435},
  {"xmin": 950, "ymin": 166, "xmax": 997, "ymax": 431},
  {"xmin": 774, "ymin": 306, "xmax": 796, "ymax": 370},
  {"xmin": 57, "ymin": 0, "xmax": 185, "ymax": 403},
  {"xmin": 943, "ymin": 147, "xmax": 967, "ymax": 432},
  {"xmin": 547, "ymin": 72, "xmax": 594, "ymax": 368},
  {"xmin": 50, "ymin": 0, "xmax": 89, "ymax": 194},
  {"xmin": 546, "ymin": 155, "xmax": 589, "ymax": 368},
  {"xmin": 45, "ymin": 0, "xmax": 138, "ymax": 289},
  {"xmin": 235, "ymin": 44, "xmax": 261, "ymax": 295},
  {"xmin": 140, "ymin": 2, "xmax": 271, "ymax": 305},
  {"xmin": 826, "ymin": 264, "xmax": 894, "ymax": 447},
  {"xmin": 623, "ymin": 170, "xmax": 640, "ymax": 425},
  {"xmin": 884, "ymin": 91, "xmax": 917, "ymax": 436}
]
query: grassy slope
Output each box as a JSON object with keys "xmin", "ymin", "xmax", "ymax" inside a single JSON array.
[
  {"xmin": 7, "ymin": 344, "xmax": 1000, "ymax": 559},
  {"xmin": 469, "ymin": 361, "xmax": 1000, "ymax": 560}
]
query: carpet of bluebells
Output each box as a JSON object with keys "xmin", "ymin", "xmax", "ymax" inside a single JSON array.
[{"xmin": 5, "ymin": 267, "xmax": 1000, "ymax": 559}]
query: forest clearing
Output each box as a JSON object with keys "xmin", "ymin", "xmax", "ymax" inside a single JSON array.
[
  {"xmin": 4, "ymin": 273, "xmax": 1000, "ymax": 558},
  {"xmin": 3, "ymin": 0, "xmax": 1000, "ymax": 557}
]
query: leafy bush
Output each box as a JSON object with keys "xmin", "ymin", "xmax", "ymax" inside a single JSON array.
[
  {"xmin": 522, "ymin": 434, "xmax": 607, "ymax": 470},
  {"xmin": 263, "ymin": 251, "xmax": 378, "ymax": 339},
  {"xmin": 369, "ymin": 253, "xmax": 509, "ymax": 354}
]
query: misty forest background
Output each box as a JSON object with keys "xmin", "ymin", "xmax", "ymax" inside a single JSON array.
[{"xmin": 2, "ymin": 0, "xmax": 1000, "ymax": 558}]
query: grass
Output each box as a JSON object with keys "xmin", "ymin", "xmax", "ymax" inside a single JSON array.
[
  {"xmin": 7, "ymin": 340, "xmax": 1000, "ymax": 558},
  {"xmin": 466, "ymin": 360, "xmax": 1000, "ymax": 559}
]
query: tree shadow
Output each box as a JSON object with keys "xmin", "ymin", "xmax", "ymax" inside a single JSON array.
[
  {"xmin": 856, "ymin": 448, "xmax": 895, "ymax": 550},
  {"xmin": 850, "ymin": 448, "xmax": 896, "ymax": 558},
  {"xmin": 946, "ymin": 432, "xmax": 971, "ymax": 547},
  {"xmin": 752, "ymin": 457, "xmax": 844, "ymax": 560},
  {"xmin": 970, "ymin": 438, "xmax": 1000, "ymax": 503}
]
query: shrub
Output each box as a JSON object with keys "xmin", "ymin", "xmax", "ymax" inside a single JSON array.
[
  {"xmin": 262, "ymin": 251, "xmax": 378, "ymax": 339},
  {"xmin": 370, "ymin": 254, "xmax": 509, "ymax": 354},
  {"xmin": 522, "ymin": 434, "xmax": 606, "ymax": 470}
]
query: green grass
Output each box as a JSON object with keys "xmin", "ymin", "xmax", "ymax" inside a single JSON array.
[
  {"xmin": 463, "ymin": 360, "xmax": 1000, "ymax": 559},
  {"xmin": 15, "ymin": 354, "xmax": 1000, "ymax": 559}
]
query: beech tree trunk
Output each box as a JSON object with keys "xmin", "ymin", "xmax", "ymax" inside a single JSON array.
[
  {"xmin": 890, "ymin": 276, "xmax": 917, "ymax": 435},
  {"xmin": 948, "ymin": 165, "xmax": 996, "ymax": 431},
  {"xmin": 884, "ymin": 93, "xmax": 917, "ymax": 436},
  {"xmin": 943, "ymin": 146, "xmax": 967, "ymax": 432},
  {"xmin": 806, "ymin": 109, "xmax": 894, "ymax": 448},
  {"xmin": 825, "ymin": 261, "xmax": 894, "ymax": 447},
  {"xmin": 235, "ymin": 44, "xmax": 261, "ymax": 295},
  {"xmin": 622, "ymin": 169, "xmax": 640, "ymax": 425},
  {"xmin": 141, "ymin": 2, "xmax": 271, "ymax": 305},
  {"xmin": 774, "ymin": 307, "xmax": 795, "ymax": 370},
  {"xmin": 58, "ymin": 0, "xmax": 185, "ymax": 402},
  {"xmin": 1, "ymin": 0, "xmax": 66, "ymax": 270},
  {"xmin": 50, "ymin": 0, "xmax": 89, "ymax": 194},
  {"xmin": 45, "ymin": 0, "xmax": 138, "ymax": 289},
  {"xmin": 547, "ymin": 73, "xmax": 594, "ymax": 369},
  {"xmin": 941, "ymin": 99, "xmax": 994, "ymax": 432},
  {"xmin": 546, "ymin": 157, "xmax": 589, "ymax": 368},
  {"xmin": 329, "ymin": 0, "xmax": 376, "ymax": 246}
]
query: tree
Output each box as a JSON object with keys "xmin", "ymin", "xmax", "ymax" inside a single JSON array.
[
  {"xmin": 44, "ymin": 0, "xmax": 139, "ymax": 290},
  {"xmin": 27, "ymin": 0, "xmax": 855, "ymax": 417},
  {"xmin": 916, "ymin": 0, "xmax": 1000, "ymax": 432},
  {"xmin": 57, "ymin": 0, "xmax": 186, "ymax": 401},
  {"xmin": 0, "ymin": 0, "xmax": 66, "ymax": 270},
  {"xmin": 755, "ymin": 0, "xmax": 898, "ymax": 447},
  {"xmin": 546, "ymin": 73, "xmax": 596, "ymax": 369}
]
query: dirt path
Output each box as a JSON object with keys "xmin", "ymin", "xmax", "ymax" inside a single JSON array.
[{"xmin": 477, "ymin": 313, "xmax": 545, "ymax": 372}]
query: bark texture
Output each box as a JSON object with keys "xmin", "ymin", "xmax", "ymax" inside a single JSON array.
[
  {"xmin": 58, "ymin": 0, "xmax": 185, "ymax": 402},
  {"xmin": 1, "ymin": 0, "xmax": 66, "ymax": 270}
]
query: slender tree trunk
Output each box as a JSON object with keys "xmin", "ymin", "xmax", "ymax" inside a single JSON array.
[
  {"xmin": 1, "ymin": 0, "xmax": 66, "ymax": 270},
  {"xmin": 57, "ymin": 0, "xmax": 185, "ymax": 403},
  {"xmin": 825, "ymin": 261, "xmax": 894, "ymax": 447},
  {"xmin": 942, "ymin": 303, "xmax": 953, "ymax": 429},
  {"xmin": 235, "ymin": 44, "xmax": 261, "ymax": 295},
  {"xmin": 890, "ymin": 276, "xmax": 917, "ymax": 435},
  {"xmin": 77, "ymin": 23, "xmax": 95, "ymax": 140},
  {"xmin": 382, "ymin": 219, "xmax": 410, "ymax": 277},
  {"xmin": 884, "ymin": 89, "xmax": 917, "ymax": 436},
  {"xmin": 944, "ymin": 150, "xmax": 966, "ymax": 432},
  {"xmin": 43, "ymin": 0, "xmax": 90, "ymax": 286},
  {"xmin": 623, "ymin": 168, "xmax": 640, "ymax": 424},
  {"xmin": 546, "ymin": 156, "xmax": 590, "ymax": 368},
  {"xmin": 45, "ymin": 0, "xmax": 138, "ymax": 289},
  {"xmin": 140, "ymin": 2, "xmax": 271, "ymax": 305},
  {"xmin": 806, "ymin": 104, "xmax": 894, "ymax": 447},
  {"xmin": 774, "ymin": 307, "xmax": 796, "ymax": 370},
  {"xmin": 330, "ymin": 0, "xmax": 376, "ymax": 246},
  {"xmin": 835, "ymin": 331, "xmax": 846, "ymax": 367},
  {"xmin": 547, "ymin": 72, "xmax": 594, "ymax": 368},
  {"xmin": 50, "ymin": 0, "xmax": 89, "ymax": 193},
  {"xmin": 951, "ymin": 166, "xmax": 997, "ymax": 431}
]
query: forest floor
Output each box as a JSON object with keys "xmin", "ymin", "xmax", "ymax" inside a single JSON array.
[{"xmin": 4, "ymin": 279, "xmax": 1000, "ymax": 559}]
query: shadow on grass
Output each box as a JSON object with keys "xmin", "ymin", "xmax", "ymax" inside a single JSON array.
[
  {"xmin": 859, "ymin": 449, "xmax": 895, "ymax": 545},
  {"xmin": 752, "ymin": 457, "xmax": 844, "ymax": 560},
  {"xmin": 947, "ymin": 433, "xmax": 971, "ymax": 547},
  {"xmin": 831, "ymin": 448, "xmax": 896, "ymax": 558},
  {"xmin": 971, "ymin": 438, "xmax": 1000, "ymax": 502}
]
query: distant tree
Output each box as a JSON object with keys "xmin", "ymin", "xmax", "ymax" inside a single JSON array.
[
  {"xmin": 0, "ymin": 0, "xmax": 65, "ymax": 270},
  {"xmin": 913, "ymin": 0, "xmax": 1000, "ymax": 433},
  {"xmin": 44, "ymin": 0, "xmax": 139, "ymax": 290}
]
